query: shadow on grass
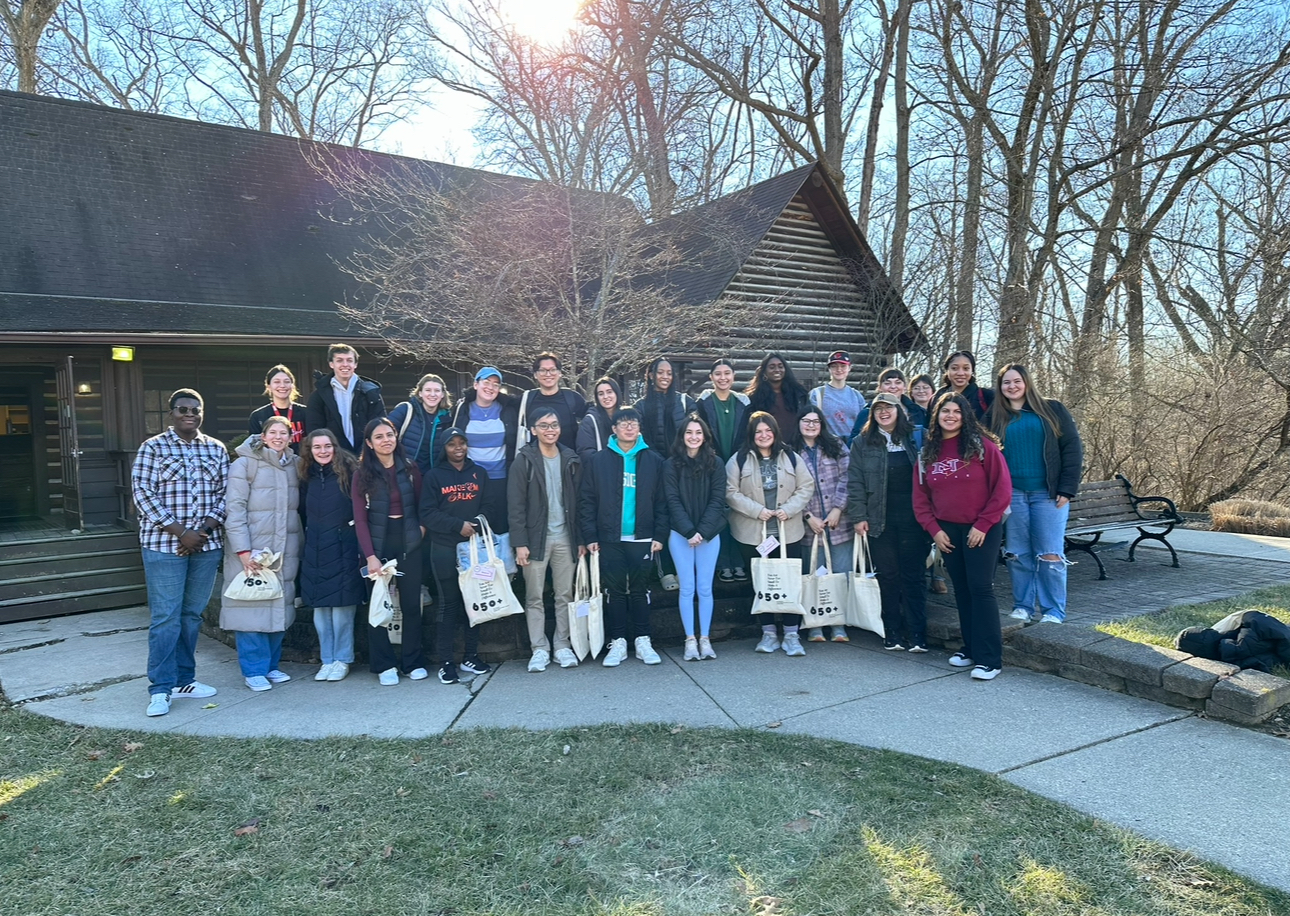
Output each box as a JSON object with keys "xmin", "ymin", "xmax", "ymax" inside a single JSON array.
[{"xmin": 1, "ymin": 707, "xmax": 1286, "ymax": 915}]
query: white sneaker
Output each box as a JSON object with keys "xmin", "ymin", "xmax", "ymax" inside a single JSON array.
[
  {"xmin": 755, "ymin": 631, "xmax": 781, "ymax": 653},
  {"xmin": 1040, "ymin": 613, "xmax": 1065, "ymax": 624},
  {"xmin": 683, "ymin": 636, "xmax": 700, "ymax": 661},
  {"xmin": 146, "ymin": 694, "xmax": 171, "ymax": 717},
  {"xmin": 171, "ymin": 681, "xmax": 217, "ymax": 699},
  {"xmin": 245, "ymin": 676, "xmax": 272, "ymax": 691},
  {"xmin": 1009, "ymin": 608, "xmax": 1032, "ymax": 621},
  {"xmin": 698, "ymin": 636, "xmax": 716, "ymax": 659},
  {"xmin": 971, "ymin": 665, "xmax": 1001, "ymax": 681},
  {"xmin": 528, "ymin": 649, "xmax": 550, "ymax": 672},
  {"xmin": 948, "ymin": 652, "xmax": 974, "ymax": 668},
  {"xmin": 602, "ymin": 638, "xmax": 628, "ymax": 667},
  {"xmin": 327, "ymin": 662, "xmax": 349, "ymax": 682},
  {"xmin": 408, "ymin": 667, "xmax": 429, "ymax": 680},
  {"xmin": 554, "ymin": 648, "xmax": 579, "ymax": 668},
  {"xmin": 781, "ymin": 632, "xmax": 806, "ymax": 656},
  {"xmin": 378, "ymin": 667, "xmax": 399, "ymax": 686},
  {"xmin": 266, "ymin": 669, "xmax": 291, "ymax": 684},
  {"xmin": 314, "ymin": 663, "xmax": 334, "ymax": 681},
  {"xmin": 635, "ymin": 636, "xmax": 661, "ymax": 665}
]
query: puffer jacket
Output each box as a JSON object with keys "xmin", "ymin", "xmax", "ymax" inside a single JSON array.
[
  {"xmin": 846, "ymin": 431, "xmax": 921, "ymax": 540},
  {"xmin": 387, "ymin": 400, "xmax": 452, "ymax": 474},
  {"xmin": 663, "ymin": 454, "xmax": 727, "ymax": 541},
  {"xmin": 220, "ymin": 438, "xmax": 302, "ymax": 632},
  {"xmin": 299, "ymin": 462, "xmax": 364, "ymax": 609}
]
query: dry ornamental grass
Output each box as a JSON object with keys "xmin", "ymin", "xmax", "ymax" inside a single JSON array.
[{"xmin": 1209, "ymin": 499, "xmax": 1290, "ymax": 538}]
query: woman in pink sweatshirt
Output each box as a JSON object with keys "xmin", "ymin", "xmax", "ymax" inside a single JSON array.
[{"xmin": 913, "ymin": 393, "xmax": 1012, "ymax": 681}]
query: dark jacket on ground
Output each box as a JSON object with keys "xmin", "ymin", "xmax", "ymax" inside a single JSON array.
[
  {"xmin": 634, "ymin": 389, "xmax": 698, "ymax": 454},
  {"xmin": 306, "ymin": 372, "xmax": 386, "ymax": 453},
  {"xmin": 420, "ymin": 458, "xmax": 489, "ymax": 546},
  {"xmin": 1176, "ymin": 610, "xmax": 1290, "ymax": 673},
  {"xmin": 507, "ymin": 440, "xmax": 582, "ymax": 561},
  {"xmin": 846, "ymin": 431, "xmax": 922, "ymax": 540},
  {"xmin": 999, "ymin": 400, "xmax": 1083, "ymax": 500},
  {"xmin": 932, "ymin": 381, "xmax": 994, "ymax": 421},
  {"xmin": 450, "ymin": 390, "xmax": 522, "ymax": 470},
  {"xmin": 663, "ymin": 454, "xmax": 728, "ymax": 541},
  {"xmin": 387, "ymin": 400, "xmax": 452, "ymax": 474},
  {"xmin": 298, "ymin": 462, "xmax": 365, "ymax": 608},
  {"xmin": 578, "ymin": 444, "xmax": 669, "ymax": 546}
]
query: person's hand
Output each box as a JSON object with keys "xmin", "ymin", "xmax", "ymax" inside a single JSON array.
[
  {"xmin": 1055, "ymin": 495, "xmax": 1070, "ymax": 508},
  {"xmin": 239, "ymin": 553, "xmax": 261, "ymax": 575},
  {"xmin": 757, "ymin": 508, "xmax": 774, "ymax": 521},
  {"xmin": 688, "ymin": 533, "xmax": 703, "ymax": 547},
  {"xmin": 650, "ymin": 540, "xmax": 663, "ymax": 554},
  {"xmin": 178, "ymin": 528, "xmax": 206, "ymax": 551},
  {"xmin": 459, "ymin": 521, "xmax": 476, "ymax": 538},
  {"xmin": 853, "ymin": 520, "xmax": 869, "ymax": 536},
  {"xmin": 933, "ymin": 530, "xmax": 953, "ymax": 553},
  {"xmin": 967, "ymin": 526, "xmax": 987, "ymax": 548},
  {"xmin": 808, "ymin": 515, "xmax": 827, "ymax": 535},
  {"xmin": 515, "ymin": 546, "xmax": 531, "ymax": 567},
  {"xmin": 578, "ymin": 545, "xmax": 587, "ymax": 559},
  {"xmin": 588, "ymin": 541, "xmax": 599, "ymax": 553},
  {"xmin": 825, "ymin": 508, "xmax": 843, "ymax": 529},
  {"xmin": 366, "ymin": 555, "xmax": 383, "ymax": 577},
  {"xmin": 774, "ymin": 509, "xmax": 789, "ymax": 521}
]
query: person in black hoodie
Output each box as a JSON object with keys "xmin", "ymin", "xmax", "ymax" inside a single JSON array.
[
  {"xmin": 420, "ymin": 428, "xmax": 495, "ymax": 686},
  {"xmin": 634, "ymin": 357, "xmax": 697, "ymax": 452},
  {"xmin": 933, "ymin": 350, "xmax": 994, "ymax": 421},
  {"xmin": 297, "ymin": 429, "xmax": 365, "ymax": 682},
  {"xmin": 305, "ymin": 344, "xmax": 386, "ymax": 454},
  {"xmin": 663, "ymin": 414, "xmax": 727, "ymax": 661},
  {"xmin": 578, "ymin": 407, "xmax": 670, "ymax": 668},
  {"xmin": 577, "ymin": 377, "xmax": 622, "ymax": 461}
]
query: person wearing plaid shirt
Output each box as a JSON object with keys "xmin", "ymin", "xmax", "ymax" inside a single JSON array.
[{"xmin": 131, "ymin": 388, "xmax": 230, "ymax": 718}]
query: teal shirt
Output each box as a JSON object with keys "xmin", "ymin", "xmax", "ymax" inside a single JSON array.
[
  {"xmin": 1004, "ymin": 410, "xmax": 1047, "ymax": 491},
  {"xmin": 609, "ymin": 437, "xmax": 649, "ymax": 539}
]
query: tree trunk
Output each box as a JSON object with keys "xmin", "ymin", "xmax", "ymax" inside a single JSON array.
[
  {"xmin": 3, "ymin": 0, "xmax": 63, "ymax": 93},
  {"xmin": 954, "ymin": 114, "xmax": 984, "ymax": 351},
  {"xmin": 887, "ymin": 0, "xmax": 912, "ymax": 287}
]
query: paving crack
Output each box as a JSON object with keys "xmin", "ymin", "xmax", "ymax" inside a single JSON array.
[
  {"xmin": 995, "ymin": 712, "xmax": 1196, "ymax": 775},
  {"xmin": 0, "ymin": 637, "xmax": 66, "ymax": 656},
  {"xmin": 13, "ymin": 673, "xmax": 144, "ymax": 706}
]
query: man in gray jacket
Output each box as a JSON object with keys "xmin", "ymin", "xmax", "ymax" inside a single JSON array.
[{"xmin": 508, "ymin": 406, "xmax": 584, "ymax": 671}]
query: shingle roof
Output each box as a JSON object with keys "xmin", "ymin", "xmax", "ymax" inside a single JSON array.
[{"xmin": 0, "ymin": 91, "xmax": 547, "ymax": 336}]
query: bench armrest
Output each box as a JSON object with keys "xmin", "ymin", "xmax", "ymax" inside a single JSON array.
[{"xmin": 1116, "ymin": 474, "xmax": 1182, "ymax": 523}]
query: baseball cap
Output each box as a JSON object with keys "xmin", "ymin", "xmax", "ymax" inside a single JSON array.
[
  {"xmin": 827, "ymin": 351, "xmax": 851, "ymax": 365},
  {"xmin": 474, "ymin": 366, "xmax": 503, "ymax": 382},
  {"xmin": 871, "ymin": 392, "xmax": 902, "ymax": 409}
]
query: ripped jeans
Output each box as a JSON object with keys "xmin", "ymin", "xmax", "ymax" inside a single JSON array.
[{"xmin": 1005, "ymin": 490, "xmax": 1070, "ymax": 620}]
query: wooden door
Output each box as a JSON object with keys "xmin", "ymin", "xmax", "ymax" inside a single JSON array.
[{"xmin": 55, "ymin": 356, "xmax": 85, "ymax": 530}]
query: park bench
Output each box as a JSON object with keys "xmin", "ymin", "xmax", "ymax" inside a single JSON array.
[{"xmin": 1064, "ymin": 475, "xmax": 1183, "ymax": 579}]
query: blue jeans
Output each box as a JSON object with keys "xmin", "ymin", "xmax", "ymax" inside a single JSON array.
[
  {"xmin": 670, "ymin": 530, "xmax": 720, "ymax": 637},
  {"xmin": 1006, "ymin": 490, "xmax": 1071, "ymax": 620},
  {"xmin": 143, "ymin": 547, "xmax": 223, "ymax": 696},
  {"xmin": 801, "ymin": 535, "xmax": 853, "ymax": 577},
  {"xmin": 314, "ymin": 605, "xmax": 357, "ymax": 664},
  {"xmin": 234, "ymin": 631, "xmax": 285, "ymax": 677}
]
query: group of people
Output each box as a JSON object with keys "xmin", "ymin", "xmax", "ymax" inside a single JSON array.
[{"xmin": 132, "ymin": 343, "xmax": 1084, "ymax": 717}]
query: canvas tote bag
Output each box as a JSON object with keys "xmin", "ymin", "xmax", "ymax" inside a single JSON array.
[
  {"xmin": 459, "ymin": 526, "xmax": 524, "ymax": 627},
  {"xmin": 750, "ymin": 522, "xmax": 804, "ymax": 615},
  {"xmin": 799, "ymin": 533, "xmax": 849, "ymax": 629},
  {"xmin": 567, "ymin": 551, "xmax": 606, "ymax": 661},
  {"xmin": 222, "ymin": 550, "xmax": 283, "ymax": 601},
  {"xmin": 456, "ymin": 514, "xmax": 518, "ymax": 575},
  {"xmin": 367, "ymin": 559, "xmax": 399, "ymax": 629},
  {"xmin": 844, "ymin": 533, "xmax": 885, "ymax": 636}
]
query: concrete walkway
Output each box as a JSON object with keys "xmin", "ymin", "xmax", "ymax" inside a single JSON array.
[{"xmin": 2, "ymin": 529, "xmax": 1289, "ymax": 893}]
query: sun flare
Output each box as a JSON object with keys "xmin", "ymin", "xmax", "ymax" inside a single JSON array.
[{"xmin": 503, "ymin": 0, "xmax": 584, "ymax": 45}]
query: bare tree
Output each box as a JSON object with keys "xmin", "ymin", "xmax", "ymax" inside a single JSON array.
[
  {"xmin": 1, "ymin": 0, "xmax": 63, "ymax": 92},
  {"xmin": 317, "ymin": 152, "xmax": 786, "ymax": 383}
]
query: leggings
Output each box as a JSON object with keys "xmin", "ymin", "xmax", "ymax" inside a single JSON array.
[
  {"xmin": 669, "ymin": 530, "xmax": 720, "ymax": 637},
  {"xmin": 367, "ymin": 523, "xmax": 426, "ymax": 673},
  {"xmin": 429, "ymin": 542, "xmax": 479, "ymax": 664}
]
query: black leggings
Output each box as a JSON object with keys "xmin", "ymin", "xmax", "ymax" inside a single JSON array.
[
  {"xmin": 938, "ymin": 520, "xmax": 1003, "ymax": 668},
  {"xmin": 870, "ymin": 505, "xmax": 930, "ymax": 645},
  {"xmin": 429, "ymin": 542, "xmax": 479, "ymax": 665},
  {"xmin": 367, "ymin": 522, "xmax": 426, "ymax": 673}
]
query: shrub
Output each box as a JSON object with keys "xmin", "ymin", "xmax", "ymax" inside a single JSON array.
[{"xmin": 1210, "ymin": 499, "xmax": 1290, "ymax": 537}]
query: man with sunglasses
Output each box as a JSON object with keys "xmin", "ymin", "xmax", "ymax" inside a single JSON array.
[
  {"xmin": 131, "ymin": 389, "xmax": 230, "ymax": 717},
  {"xmin": 508, "ymin": 406, "xmax": 584, "ymax": 672}
]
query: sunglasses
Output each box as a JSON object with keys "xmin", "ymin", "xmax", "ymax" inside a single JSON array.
[{"xmin": 173, "ymin": 405, "xmax": 202, "ymax": 415}]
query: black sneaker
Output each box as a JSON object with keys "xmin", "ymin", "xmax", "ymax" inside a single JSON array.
[
  {"xmin": 907, "ymin": 643, "xmax": 929, "ymax": 654},
  {"xmin": 883, "ymin": 638, "xmax": 906, "ymax": 651},
  {"xmin": 718, "ymin": 568, "xmax": 735, "ymax": 582},
  {"xmin": 437, "ymin": 663, "xmax": 459, "ymax": 684},
  {"xmin": 460, "ymin": 655, "xmax": 491, "ymax": 676},
  {"xmin": 733, "ymin": 567, "xmax": 748, "ymax": 581}
]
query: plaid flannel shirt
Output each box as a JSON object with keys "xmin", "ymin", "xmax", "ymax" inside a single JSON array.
[
  {"xmin": 131, "ymin": 428, "xmax": 230, "ymax": 554},
  {"xmin": 800, "ymin": 446, "xmax": 851, "ymax": 547}
]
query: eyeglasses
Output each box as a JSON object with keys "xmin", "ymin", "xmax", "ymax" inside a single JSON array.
[
  {"xmin": 534, "ymin": 422, "xmax": 560, "ymax": 431},
  {"xmin": 173, "ymin": 406, "xmax": 202, "ymax": 415},
  {"xmin": 535, "ymin": 367, "xmax": 560, "ymax": 375},
  {"xmin": 800, "ymin": 419, "xmax": 821, "ymax": 426},
  {"xmin": 615, "ymin": 420, "xmax": 640, "ymax": 428}
]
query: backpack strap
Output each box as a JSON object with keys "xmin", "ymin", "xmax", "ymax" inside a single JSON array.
[{"xmin": 397, "ymin": 402, "xmax": 414, "ymax": 440}]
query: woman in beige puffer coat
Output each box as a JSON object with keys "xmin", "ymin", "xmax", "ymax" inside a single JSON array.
[{"xmin": 221, "ymin": 416, "xmax": 302, "ymax": 691}]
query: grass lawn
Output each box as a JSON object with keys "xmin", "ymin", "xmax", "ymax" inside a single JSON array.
[
  {"xmin": 1095, "ymin": 584, "xmax": 1290, "ymax": 679},
  {"xmin": 2, "ymin": 708, "xmax": 1287, "ymax": 915}
]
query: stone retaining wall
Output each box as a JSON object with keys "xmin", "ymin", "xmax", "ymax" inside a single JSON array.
[{"xmin": 1006, "ymin": 622, "xmax": 1290, "ymax": 725}]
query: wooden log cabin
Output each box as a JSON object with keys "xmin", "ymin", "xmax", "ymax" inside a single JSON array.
[{"xmin": 1, "ymin": 90, "xmax": 920, "ymax": 628}]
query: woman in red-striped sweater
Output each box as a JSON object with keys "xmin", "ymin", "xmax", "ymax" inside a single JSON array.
[{"xmin": 913, "ymin": 393, "xmax": 1012, "ymax": 681}]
